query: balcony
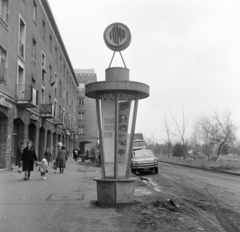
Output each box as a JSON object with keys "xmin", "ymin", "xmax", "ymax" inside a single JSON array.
[
  {"xmin": 53, "ymin": 114, "xmax": 64, "ymax": 125},
  {"xmin": 62, "ymin": 117, "xmax": 70, "ymax": 130},
  {"xmin": 40, "ymin": 103, "xmax": 54, "ymax": 118},
  {"xmin": 62, "ymin": 123, "xmax": 70, "ymax": 130},
  {"xmin": 70, "ymin": 126, "xmax": 75, "ymax": 133},
  {"xmin": 16, "ymin": 84, "xmax": 37, "ymax": 108}
]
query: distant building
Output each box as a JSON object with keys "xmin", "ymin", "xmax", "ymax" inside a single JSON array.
[
  {"xmin": 74, "ymin": 69, "xmax": 98, "ymax": 153},
  {"xmin": 0, "ymin": 0, "xmax": 78, "ymax": 169}
]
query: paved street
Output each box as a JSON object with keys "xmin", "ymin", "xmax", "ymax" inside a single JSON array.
[{"xmin": 0, "ymin": 159, "xmax": 122, "ymax": 232}]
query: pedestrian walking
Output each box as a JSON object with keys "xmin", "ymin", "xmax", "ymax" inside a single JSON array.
[
  {"xmin": 16, "ymin": 142, "xmax": 24, "ymax": 167},
  {"xmin": 37, "ymin": 158, "xmax": 48, "ymax": 180},
  {"xmin": 56, "ymin": 145, "xmax": 68, "ymax": 174},
  {"xmin": 73, "ymin": 148, "xmax": 78, "ymax": 161},
  {"xmin": 44, "ymin": 148, "xmax": 52, "ymax": 164},
  {"xmin": 21, "ymin": 141, "xmax": 38, "ymax": 181}
]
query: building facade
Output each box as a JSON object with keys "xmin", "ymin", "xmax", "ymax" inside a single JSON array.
[
  {"xmin": 74, "ymin": 69, "xmax": 98, "ymax": 153},
  {"xmin": 0, "ymin": 0, "xmax": 78, "ymax": 169}
]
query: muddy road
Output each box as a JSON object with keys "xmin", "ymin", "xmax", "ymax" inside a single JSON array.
[{"xmin": 134, "ymin": 162, "xmax": 240, "ymax": 231}]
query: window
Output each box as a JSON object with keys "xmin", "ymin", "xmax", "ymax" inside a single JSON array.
[
  {"xmin": 59, "ymin": 81, "xmax": 61, "ymax": 97},
  {"xmin": 63, "ymin": 64, "xmax": 65, "ymax": 78},
  {"xmin": 49, "ymin": 35, "xmax": 52, "ymax": 53},
  {"xmin": 0, "ymin": 46, "xmax": 7, "ymax": 82},
  {"xmin": 33, "ymin": 1, "xmax": 37, "ymax": 23},
  {"xmin": 31, "ymin": 77, "xmax": 35, "ymax": 88},
  {"xmin": 59, "ymin": 56, "xmax": 61, "ymax": 71},
  {"xmin": 79, "ymin": 126, "xmax": 84, "ymax": 134},
  {"xmin": 79, "ymin": 83, "xmax": 85, "ymax": 92},
  {"xmin": 78, "ymin": 112, "xmax": 84, "ymax": 120},
  {"xmin": 41, "ymin": 52, "xmax": 46, "ymax": 82},
  {"xmin": 63, "ymin": 86, "xmax": 66, "ymax": 105},
  {"xmin": 55, "ymin": 47, "xmax": 57, "ymax": 64},
  {"xmin": 54, "ymin": 101, "xmax": 57, "ymax": 117},
  {"xmin": 41, "ymin": 88, "xmax": 45, "ymax": 103},
  {"xmin": 18, "ymin": 65, "xmax": 24, "ymax": 84},
  {"xmin": 62, "ymin": 109, "xmax": 65, "ymax": 122},
  {"xmin": 78, "ymin": 98, "xmax": 84, "ymax": 106},
  {"xmin": 32, "ymin": 39, "xmax": 36, "ymax": 61},
  {"xmin": 42, "ymin": 20, "xmax": 45, "ymax": 40},
  {"xmin": 54, "ymin": 73, "xmax": 57, "ymax": 96},
  {"xmin": 19, "ymin": 17, "xmax": 26, "ymax": 59},
  {"xmin": 49, "ymin": 65, "xmax": 52, "ymax": 84},
  {"xmin": 0, "ymin": 0, "xmax": 9, "ymax": 25},
  {"xmin": 59, "ymin": 105, "xmax": 61, "ymax": 118},
  {"xmin": 65, "ymin": 113, "xmax": 68, "ymax": 124}
]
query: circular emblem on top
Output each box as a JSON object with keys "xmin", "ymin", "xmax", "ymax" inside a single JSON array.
[{"xmin": 104, "ymin": 23, "xmax": 131, "ymax": 51}]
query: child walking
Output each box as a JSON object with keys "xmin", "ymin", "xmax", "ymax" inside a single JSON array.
[{"xmin": 37, "ymin": 158, "xmax": 48, "ymax": 180}]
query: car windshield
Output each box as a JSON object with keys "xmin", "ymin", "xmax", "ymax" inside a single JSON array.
[{"xmin": 134, "ymin": 150, "xmax": 154, "ymax": 158}]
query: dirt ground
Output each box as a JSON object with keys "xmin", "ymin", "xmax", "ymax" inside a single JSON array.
[
  {"xmin": 115, "ymin": 163, "xmax": 240, "ymax": 232},
  {"xmin": 157, "ymin": 156, "xmax": 240, "ymax": 174}
]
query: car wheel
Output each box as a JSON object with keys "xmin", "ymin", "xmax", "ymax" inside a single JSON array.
[{"xmin": 155, "ymin": 167, "xmax": 158, "ymax": 174}]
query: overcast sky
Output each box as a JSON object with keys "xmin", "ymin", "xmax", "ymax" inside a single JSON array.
[{"xmin": 48, "ymin": 0, "xmax": 240, "ymax": 142}]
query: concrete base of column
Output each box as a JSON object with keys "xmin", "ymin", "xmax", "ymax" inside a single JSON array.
[{"xmin": 94, "ymin": 177, "xmax": 136, "ymax": 204}]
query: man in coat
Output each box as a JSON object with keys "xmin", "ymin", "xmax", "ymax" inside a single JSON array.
[{"xmin": 21, "ymin": 141, "xmax": 38, "ymax": 181}]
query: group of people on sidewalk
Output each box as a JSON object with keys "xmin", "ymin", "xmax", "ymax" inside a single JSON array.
[{"xmin": 17, "ymin": 141, "xmax": 69, "ymax": 181}]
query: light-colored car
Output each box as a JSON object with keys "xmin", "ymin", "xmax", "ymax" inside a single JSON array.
[
  {"xmin": 132, "ymin": 139, "xmax": 147, "ymax": 151},
  {"xmin": 131, "ymin": 149, "xmax": 158, "ymax": 174}
]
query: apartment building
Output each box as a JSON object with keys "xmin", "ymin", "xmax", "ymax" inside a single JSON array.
[
  {"xmin": 74, "ymin": 69, "xmax": 98, "ymax": 153},
  {"xmin": 0, "ymin": 0, "xmax": 78, "ymax": 169}
]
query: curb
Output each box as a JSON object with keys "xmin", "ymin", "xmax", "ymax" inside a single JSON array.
[{"xmin": 158, "ymin": 160, "xmax": 240, "ymax": 177}]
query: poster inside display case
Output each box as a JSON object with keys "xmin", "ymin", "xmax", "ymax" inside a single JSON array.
[
  {"xmin": 101, "ymin": 100, "xmax": 115, "ymax": 177},
  {"xmin": 117, "ymin": 101, "xmax": 131, "ymax": 176}
]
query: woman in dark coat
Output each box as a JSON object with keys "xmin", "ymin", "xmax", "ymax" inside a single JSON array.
[
  {"xmin": 21, "ymin": 141, "xmax": 38, "ymax": 180},
  {"xmin": 56, "ymin": 145, "xmax": 68, "ymax": 173}
]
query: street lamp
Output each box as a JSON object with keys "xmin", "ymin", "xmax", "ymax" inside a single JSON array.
[{"xmin": 85, "ymin": 23, "xmax": 149, "ymax": 204}]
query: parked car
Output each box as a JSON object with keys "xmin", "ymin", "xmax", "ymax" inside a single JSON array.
[{"xmin": 131, "ymin": 149, "xmax": 158, "ymax": 174}]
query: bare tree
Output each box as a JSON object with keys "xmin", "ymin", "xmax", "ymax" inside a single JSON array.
[
  {"xmin": 169, "ymin": 108, "xmax": 191, "ymax": 157},
  {"xmin": 197, "ymin": 117, "xmax": 213, "ymax": 159},
  {"xmin": 163, "ymin": 113, "xmax": 172, "ymax": 158},
  {"xmin": 198, "ymin": 109, "xmax": 237, "ymax": 156}
]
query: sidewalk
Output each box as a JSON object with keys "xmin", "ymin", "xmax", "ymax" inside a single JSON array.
[{"xmin": 0, "ymin": 158, "xmax": 144, "ymax": 232}]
